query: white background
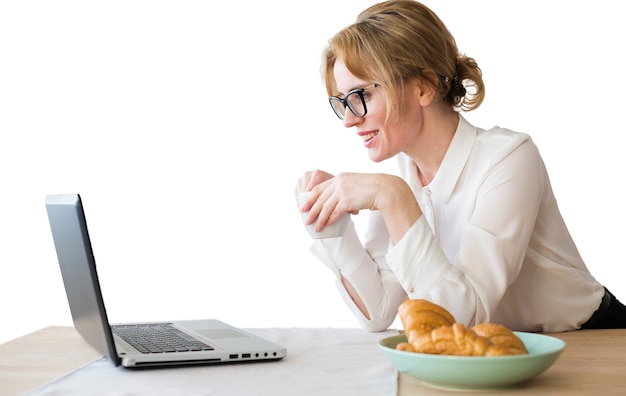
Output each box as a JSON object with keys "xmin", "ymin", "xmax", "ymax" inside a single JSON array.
[{"xmin": 1, "ymin": 0, "xmax": 624, "ymax": 344}]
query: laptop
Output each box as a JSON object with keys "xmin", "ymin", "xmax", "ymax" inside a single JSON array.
[{"xmin": 45, "ymin": 193, "xmax": 286, "ymax": 368}]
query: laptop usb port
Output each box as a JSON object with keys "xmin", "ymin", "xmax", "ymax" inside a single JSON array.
[
  {"xmin": 229, "ymin": 354, "xmax": 238, "ymax": 359},
  {"xmin": 242, "ymin": 353, "xmax": 251, "ymax": 358}
]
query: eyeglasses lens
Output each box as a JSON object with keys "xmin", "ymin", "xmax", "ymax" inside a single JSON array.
[
  {"xmin": 330, "ymin": 98, "xmax": 347, "ymax": 120},
  {"xmin": 346, "ymin": 92, "xmax": 365, "ymax": 117},
  {"xmin": 329, "ymin": 91, "xmax": 366, "ymax": 120}
]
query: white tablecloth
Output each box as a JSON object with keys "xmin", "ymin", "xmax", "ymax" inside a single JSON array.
[{"xmin": 27, "ymin": 328, "xmax": 399, "ymax": 396}]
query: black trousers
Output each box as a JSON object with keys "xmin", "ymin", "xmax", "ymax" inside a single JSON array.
[{"xmin": 580, "ymin": 288, "xmax": 626, "ymax": 329}]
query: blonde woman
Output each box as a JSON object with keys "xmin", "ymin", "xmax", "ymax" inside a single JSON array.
[{"xmin": 295, "ymin": 0, "xmax": 625, "ymax": 332}]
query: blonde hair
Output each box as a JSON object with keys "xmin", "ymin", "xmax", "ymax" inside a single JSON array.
[{"xmin": 322, "ymin": 0, "xmax": 484, "ymax": 121}]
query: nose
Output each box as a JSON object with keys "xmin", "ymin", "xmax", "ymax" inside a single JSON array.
[{"xmin": 342, "ymin": 110, "xmax": 363, "ymax": 128}]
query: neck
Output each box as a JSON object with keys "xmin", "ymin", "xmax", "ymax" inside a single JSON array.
[{"xmin": 410, "ymin": 110, "xmax": 459, "ymax": 186}]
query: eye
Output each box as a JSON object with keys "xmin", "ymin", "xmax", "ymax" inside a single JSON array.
[{"xmin": 346, "ymin": 91, "xmax": 363, "ymax": 105}]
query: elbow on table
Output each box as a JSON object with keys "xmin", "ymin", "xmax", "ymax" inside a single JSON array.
[{"xmin": 359, "ymin": 314, "xmax": 397, "ymax": 333}]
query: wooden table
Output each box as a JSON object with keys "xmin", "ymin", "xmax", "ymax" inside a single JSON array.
[
  {"xmin": 400, "ymin": 329, "xmax": 626, "ymax": 395},
  {"xmin": 1, "ymin": 327, "xmax": 625, "ymax": 395}
]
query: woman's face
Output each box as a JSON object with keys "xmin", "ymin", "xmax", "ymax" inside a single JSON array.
[{"xmin": 332, "ymin": 58, "xmax": 426, "ymax": 163}]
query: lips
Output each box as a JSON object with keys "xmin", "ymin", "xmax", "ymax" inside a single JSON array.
[
  {"xmin": 362, "ymin": 132, "xmax": 377, "ymax": 142},
  {"xmin": 359, "ymin": 130, "xmax": 378, "ymax": 149}
]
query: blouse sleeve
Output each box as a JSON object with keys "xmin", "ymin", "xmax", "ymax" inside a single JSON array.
[{"xmin": 309, "ymin": 213, "xmax": 407, "ymax": 332}]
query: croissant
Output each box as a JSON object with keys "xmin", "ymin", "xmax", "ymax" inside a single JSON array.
[
  {"xmin": 471, "ymin": 322, "xmax": 528, "ymax": 355},
  {"xmin": 397, "ymin": 298, "xmax": 454, "ymax": 341},
  {"xmin": 395, "ymin": 299, "xmax": 528, "ymax": 356}
]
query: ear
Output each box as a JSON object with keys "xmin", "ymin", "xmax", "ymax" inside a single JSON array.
[{"xmin": 410, "ymin": 76, "xmax": 437, "ymax": 107}]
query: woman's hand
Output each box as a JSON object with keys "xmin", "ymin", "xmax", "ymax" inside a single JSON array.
[
  {"xmin": 294, "ymin": 169, "xmax": 334, "ymax": 195},
  {"xmin": 295, "ymin": 171, "xmax": 422, "ymax": 243}
]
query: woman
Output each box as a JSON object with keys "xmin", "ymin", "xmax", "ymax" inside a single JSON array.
[{"xmin": 295, "ymin": 0, "xmax": 625, "ymax": 332}]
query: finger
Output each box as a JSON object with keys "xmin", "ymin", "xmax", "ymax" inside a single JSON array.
[
  {"xmin": 306, "ymin": 170, "xmax": 334, "ymax": 192},
  {"xmin": 314, "ymin": 196, "xmax": 340, "ymax": 232}
]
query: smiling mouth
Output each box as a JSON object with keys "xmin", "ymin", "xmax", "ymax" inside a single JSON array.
[{"xmin": 362, "ymin": 132, "xmax": 378, "ymax": 142}]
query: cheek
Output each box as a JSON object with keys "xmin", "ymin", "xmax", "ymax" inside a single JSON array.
[
  {"xmin": 367, "ymin": 94, "xmax": 388, "ymax": 120},
  {"xmin": 382, "ymin": 116, "xmax": 419, "ymax": 152}
]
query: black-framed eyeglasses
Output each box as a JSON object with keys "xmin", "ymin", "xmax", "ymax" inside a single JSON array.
[{"xmin": 328, "ymin": 83, "xmax": 381, "ymax": 120}]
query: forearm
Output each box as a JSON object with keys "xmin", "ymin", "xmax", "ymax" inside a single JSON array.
[
  {"xmin": 335, "ymin": 257, "xmax": 407, "ymax": 331},
  {"xmin": 341, "ymin": 275, "xmax": 370, "ymax": 320}
]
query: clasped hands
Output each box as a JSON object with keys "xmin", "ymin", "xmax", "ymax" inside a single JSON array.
[{"xmin": 294, "ymin": 170, "xmax": 422, "ymax": 244}]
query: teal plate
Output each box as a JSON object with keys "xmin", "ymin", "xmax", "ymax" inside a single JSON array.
[{"xmin": 378, "ymin": 332, "xmax": 565, "ymax": 390}]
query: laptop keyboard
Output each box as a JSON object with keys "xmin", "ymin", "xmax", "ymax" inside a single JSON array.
[{"xmin": 112, "ymin": 323, "xmax": 215, "ymax": 354}]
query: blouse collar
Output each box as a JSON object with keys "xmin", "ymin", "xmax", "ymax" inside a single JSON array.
[{"xmin": 399, "ymin": 114, "xmax": 477, "ymax": 204}]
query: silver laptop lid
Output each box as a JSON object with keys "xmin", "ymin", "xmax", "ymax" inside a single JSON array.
[{"xmin": 45, "ymin": 194, "xmax": 121, "ymax": 366}]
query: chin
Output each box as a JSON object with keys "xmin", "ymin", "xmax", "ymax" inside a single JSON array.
[
  {"xmin": 368, "ymin": 152, "xmax": 389, "ymax": 163},
  {"xmin": 369, "ymin": 155, "xmax": 387, "ymax": 163}
]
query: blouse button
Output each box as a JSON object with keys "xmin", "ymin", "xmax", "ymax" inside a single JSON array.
[{"xmin": 409, "ymin": 286, "xmax": 415, "ymax": 294}]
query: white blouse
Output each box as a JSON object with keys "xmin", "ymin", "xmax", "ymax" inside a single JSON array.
[{"xmin": 309, "ymin": 115, "xmax": 604, "ymax": 333}]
